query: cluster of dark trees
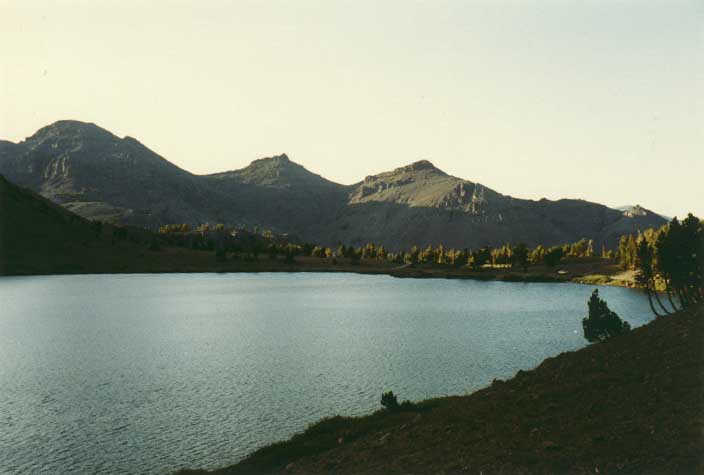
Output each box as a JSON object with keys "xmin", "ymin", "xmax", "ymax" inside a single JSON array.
[
  {"xmin": 318, "ymin": 238, "xmax": 606, "ymax": 271},
  {"xmin": 85, "ymin": 219, "xmax": 157, "ymax": 248},
  {"xmin": 154, "ymin": 223, "xmax": 331, "ymax": 264},
  {"xmin": 629, "ymin": 214, "xmax": 703, "ymax": 316},
  {"xmin": 216, "ymin": 236, "xmax": 620, "ymax": 272},
  {"xmin": 582, "ymin": 214, "xmax": 702, "ymax": 343},
  {"xmin": 151, "ymin": 220, "xmax": 621, "ymax": 271},
  {"xmin": 155, "ymin": 223, "xmax": 288, "ymax": 261},
  {"xmin": 617, "ymin": 234, "xmax": 640, "ymax": 270}
]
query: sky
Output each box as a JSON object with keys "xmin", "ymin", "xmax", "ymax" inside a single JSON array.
[{"xmin": 1, "ymin": 0, "xmax": 702, "ymax": 218}]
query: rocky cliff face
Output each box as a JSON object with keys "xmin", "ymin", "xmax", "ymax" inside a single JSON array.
[
  {"xmin": 348, "ymin": 160, "xmax": 509, "ymax": 215},
  {"xmin": 0, "ymin": 120, "xmax": 667, "ymax": 249}
]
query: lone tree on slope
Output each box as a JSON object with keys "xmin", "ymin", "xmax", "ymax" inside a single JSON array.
[{"xmin": 582, "ymin": 289, "xmax": 631, "ymax": 342}]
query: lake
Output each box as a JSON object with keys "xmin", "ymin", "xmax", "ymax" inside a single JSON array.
[{"xmin": 0, "ymin": 273, "xmax": 653, "ymax": 474}]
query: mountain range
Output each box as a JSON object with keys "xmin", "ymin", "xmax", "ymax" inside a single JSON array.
[{"xmin": 0, "ymin": 120, "xmax": 666, "ymax": 250}]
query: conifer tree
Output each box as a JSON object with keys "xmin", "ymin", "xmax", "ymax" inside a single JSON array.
[{"xmin": 582, "ymin": 289, "xmax": 631, "ymax": 342}]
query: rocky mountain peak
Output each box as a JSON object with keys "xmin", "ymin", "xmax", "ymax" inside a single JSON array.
[
  {"xmin": 25, "ymin": 120, "xmax": 115, "ymax": 145},
  {"xmin": 247, "ymin": 153, "xmax": 292, "ymax": 169},
  {"xmin": 208, "ymin": 153, "xmax": 340, "ymax": 191},
  {"xmin": 392, "ymin": 159, "xmax": 443, "ymax": 175},
  {"xmin": 621, "ymin": 204, "xmax": 648, "ymax": 218},
  {"xmin": 409, "ymin": 159, "xmax": 436, "ymax": 170},
  {"xmin": 360, "ymin": 160, "xmax": 446, "ymax": 186}
]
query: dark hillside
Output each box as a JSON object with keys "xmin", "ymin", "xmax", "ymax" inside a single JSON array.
[
  {"xmin": 1, "ymin": 173, "xmax": 99, "ymax": 274},
  {"xmin": 180, "ymin": 304, "xmax": 704, "ymax": 475},
  {"xmin": 204, "ymin": 154, "xmax": 352, "ymax": 240},
  {"xmin": 0, "ymin": 174, "xmax": 154, "ymax": 274}
]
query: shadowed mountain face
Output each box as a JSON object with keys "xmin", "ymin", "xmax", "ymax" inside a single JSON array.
[
  {"xmin": 0, "ymin": 121, "xmax": 221, "ymax": 227},
  {"xmin": 203, "ymin": 154, "xmax": 352, "ymax": 241},
  {"xmin": 0, "ymin": 173, "xmax": 94, "ymax": 274},
  {"xmin": 0, "ymin": 120, "xmax": 667, "ymax": 249},
  {"xmin": 0, "ymin": 174, "xmax": 143, "ymax": 274}
]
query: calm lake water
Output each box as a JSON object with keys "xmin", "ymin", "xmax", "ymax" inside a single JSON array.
[{"xmin": 0, "ymin": 273, "xmax": 653, "ymax": 474}]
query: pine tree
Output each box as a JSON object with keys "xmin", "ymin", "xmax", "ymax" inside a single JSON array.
[{"xmin": 582, "ymin": 289, "xmax": 631, "ymax": 342}]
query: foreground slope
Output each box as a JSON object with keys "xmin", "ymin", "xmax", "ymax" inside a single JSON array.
[
  {"xmin": 181, "ymin": 305, "xmax": 703, "ymax": 475},
  {"xmin": 0, "ymin": 121, "xmax": 666, "ymax": 248}
]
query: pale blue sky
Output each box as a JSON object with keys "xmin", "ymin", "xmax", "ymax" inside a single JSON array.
[{"xmin": 1, "ymin": 0, "xmax": 702, "ymax": 218}]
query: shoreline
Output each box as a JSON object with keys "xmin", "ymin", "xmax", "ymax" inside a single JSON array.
[
  {"xmin": 0, "ymin": 266, "xmax": 634, "ymax": 288},
  {"xmin": 1, "ymin": 251, "xmax": 637, "ymax": 288},
  {"xmin": 178, "ymin": 304, "xmax": 703, "ymax": 475}
]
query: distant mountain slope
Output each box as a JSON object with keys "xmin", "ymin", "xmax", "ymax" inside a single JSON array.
[
  {"xmin": 327, "ymin": 160, "xmax": 666, "ymax": 249},
  {"xmin": 348, "ymin": 160, "xmax": 508, "ymax": 211},
  {"xmin": 0, "ymin": 120, "xmax": 668, "ymax": 249},
  {"xmin": 204, "ymin": 154, "xmax": 351, "ymax": 240},
  {"xmin": 0, "ymin": 121, "xmax": 226, "ymax": 227},
  {"xmin": 208, "ymin": 153, "xmax": 341, "ymax": 190}
]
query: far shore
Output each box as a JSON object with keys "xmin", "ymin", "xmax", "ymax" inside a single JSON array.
[{"xmin": 3, "ymin": 248, "xmax": 638, "ymax": 288}]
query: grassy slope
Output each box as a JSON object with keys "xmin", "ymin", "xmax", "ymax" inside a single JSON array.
[{"xmin": 179, "ymin": 304, "xmax": 703, "ymax": 475}]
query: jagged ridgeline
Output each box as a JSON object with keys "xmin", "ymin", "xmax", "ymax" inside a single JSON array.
[{"xmin": 0, "ymin": 120, "xmax": 666, "ymax": 250}]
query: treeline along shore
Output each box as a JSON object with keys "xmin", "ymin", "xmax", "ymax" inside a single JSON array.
[
  {"xmin": 3, "ymin": 171, "xmax": 702, "ymax": 297},
  {"xmin": 0, "ymin": 173, "xmax": 665, "ymax": 288}
]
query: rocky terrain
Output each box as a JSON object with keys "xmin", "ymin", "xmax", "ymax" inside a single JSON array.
[
  {"xmin": 179, "ymin": 304, "xmax": 704, "ymax": 475},
  {"xmin": 0, "ymin": 120, "xmax": 667, "ymax": 249}
]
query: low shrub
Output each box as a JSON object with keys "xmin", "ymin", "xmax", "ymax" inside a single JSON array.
[{"xmin": 381, "ymin": 391, "xmax": 415, "ymax": 412}]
